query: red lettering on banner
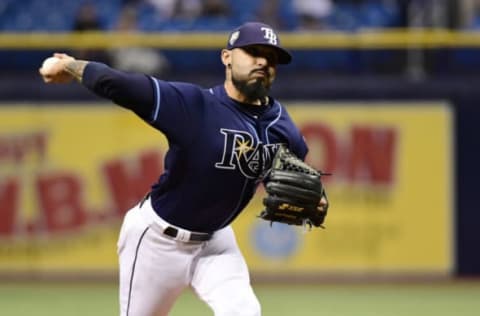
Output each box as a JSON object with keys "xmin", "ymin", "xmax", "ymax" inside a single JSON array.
[
  {"xmin": 36, "ymin": 173, "xmax": 87, "ymax": 232},
  {"xmin": 0, "ymin": 178, "xmax": 19, "ymax": 235},
  {"xmin": 103, "ymin": 150, "xmax": 163, "ymax": 215},
  {"xmin": 0, "ymin": 131, "xmax": 47, "ymax": 164},
  {"xmin": 346, "ymin": 126, "xmax": 396, "ymax": 184},
  {"xmin": 301, "ymin": 123, "xmax": 338, "ymax": 175}
]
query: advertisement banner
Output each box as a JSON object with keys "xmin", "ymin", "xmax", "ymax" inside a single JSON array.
[
  {"xmin": 235, "ymin": 102, "xmax": 454, "ymax": 275},
  {"xmin": 0, "ymin": 105, "xmax": 167, "ymax": 271},
  {"xmin": 0, "ymin": 102, "xmax": 453, "ymax": 275}
]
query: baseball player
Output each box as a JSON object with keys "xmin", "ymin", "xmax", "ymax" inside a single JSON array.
[{"xmin": 39, "ymin": 22, "xmax": 328, "ymax": 316}]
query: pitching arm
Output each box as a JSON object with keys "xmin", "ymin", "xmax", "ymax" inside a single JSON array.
[{"xmin": 39, "ymin": 53, "xmax": 154, "ymax": 120}]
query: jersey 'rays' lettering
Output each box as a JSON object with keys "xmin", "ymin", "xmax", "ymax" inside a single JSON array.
[
  {"xmin": 215, "ymin": 129, "xmax": 281, "ymax": 179},
  {"xmin": 215, "ymin": 128, "xmax": 259, "ymax": 178}
]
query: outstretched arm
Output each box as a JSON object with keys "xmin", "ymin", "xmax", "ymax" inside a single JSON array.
[{"xmin": 39, "ymin": 53, "xmax": 155, "ymax": 120}]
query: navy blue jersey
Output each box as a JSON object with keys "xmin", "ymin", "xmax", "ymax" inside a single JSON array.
[{"xmin": 83, "ymin": 62, "xmax": 307, "ymax": 232}]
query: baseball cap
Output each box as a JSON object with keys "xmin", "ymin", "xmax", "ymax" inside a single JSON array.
[{"xmin": 227, "ymin": 22, "xmax": 292, "ymax": 64}]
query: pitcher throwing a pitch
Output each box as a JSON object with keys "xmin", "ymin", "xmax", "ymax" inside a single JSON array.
[{"xmin": 39, "ymin": 22, "xmax": 329, "ymax": 316}]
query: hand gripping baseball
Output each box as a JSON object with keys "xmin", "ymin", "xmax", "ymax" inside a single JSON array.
[{"xmin": 39, "ymin": 53, "xmax": 77, "ymax": 84}]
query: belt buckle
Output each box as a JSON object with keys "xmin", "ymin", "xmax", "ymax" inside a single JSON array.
[
  {"xmin": 176, "ymin": 230, "xmax": 191, "ymax": 242},
  {"xmin": 164, "ymin": 226, "xmax": 192, "ymax": 242},
  {"xmin": 163, "ymin": 226, "xmax": 211, "ymax": 242}
]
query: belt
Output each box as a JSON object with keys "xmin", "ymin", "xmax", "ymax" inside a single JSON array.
[
  {"xmin": 163, "ymin": 226, "xmax": 212, "ymax": 242},
  {"xmin": 139, "ymin": 192, "xmax": 212, "ymax": 242}
]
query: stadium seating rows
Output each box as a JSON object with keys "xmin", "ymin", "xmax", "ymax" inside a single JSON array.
[
  {"xmin": 2, "ymin": 1, "xmax": 480, "ymax": 76},
  {"xmin": 0, "ymin": 0, "xmax": 401, "ymax": 32}
]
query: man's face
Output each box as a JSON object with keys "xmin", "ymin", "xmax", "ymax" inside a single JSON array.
[{"xmin": 229, "ymin": 45, "xmax": 278, "ymax": 103}]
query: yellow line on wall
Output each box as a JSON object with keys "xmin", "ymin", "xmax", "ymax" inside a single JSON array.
[{"xmin": 2, "ymin": 29, "xmax": 480, "ymax": 49}]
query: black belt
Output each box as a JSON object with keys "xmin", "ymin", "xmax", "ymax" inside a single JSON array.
[
  {"xmin": 139, "ymin": 192, "xmax": 212, "ymax": 242},
  {"xmin": 163, "ymin": 226, "xmax": 212, "ymax": 242}
]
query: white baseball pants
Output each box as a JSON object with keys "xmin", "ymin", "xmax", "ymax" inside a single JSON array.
[{"xmin": 117, "ymin": 197, "xmax": 261, "ymax": 316}]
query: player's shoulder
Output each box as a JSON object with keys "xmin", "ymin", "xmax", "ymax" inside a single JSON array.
[
  {"xmin": 152, "ymin": 78, "xmax": 215, "ymax": 101},
  {"xmin": 161, "ymin": 80, "xmax": 203, "ymax": 93},
  {"xmin": 270, "ymin": 98, "xmax": 293, "ymax": 119}
]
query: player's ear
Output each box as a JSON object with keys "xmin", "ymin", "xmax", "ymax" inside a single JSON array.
[{"xmin": 221, "ymin": 49, "xmax": 232, "ymax": 68}]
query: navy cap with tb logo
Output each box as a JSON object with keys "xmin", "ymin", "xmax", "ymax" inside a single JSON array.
[{"xmin": 226, "ymin": 22, "xmax": 292, "ymax": 64}]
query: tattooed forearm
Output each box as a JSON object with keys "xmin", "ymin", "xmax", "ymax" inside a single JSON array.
[{"xmin": 64, "ymin": 60, "xmax": 89, "ymax": 82}]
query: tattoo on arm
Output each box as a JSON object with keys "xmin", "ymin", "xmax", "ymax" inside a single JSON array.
[{"xmin": 64, "ymin": 60, "xmax": 88, "ymax": 82}]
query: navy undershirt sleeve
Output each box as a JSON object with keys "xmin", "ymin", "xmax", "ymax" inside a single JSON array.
[{"xmin": 82, "ymin": 62, "xmax": 154, "ymax": 120}]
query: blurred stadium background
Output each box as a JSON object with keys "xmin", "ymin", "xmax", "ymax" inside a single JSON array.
[{"xmin": 1, "ymin": 0, "xmax": 480, "ymax": 315}]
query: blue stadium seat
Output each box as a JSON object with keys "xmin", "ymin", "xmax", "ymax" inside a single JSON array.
[
  {"xmin": 325, "ymin": 1, "xmax": 401, "ymax": 31},
  {"xmin": 278, "ymin": 0, "xmax": 299, "ymax": 30},
  {"xmin": 327, "ymin": 3, "xmax": 359, "ymax": 31},
  {"xmin": 0, "ymin": 0, "xmax": 123, "ymax": 31},
  {"xmin": 192, "ymin": 17, "xmax": 236, "ymax": 31},
  {"xmin": 137, "ymin": 7, "xmax": 165, "ymax": 31},
  {"xmin": 357, "ymin": 1, "xmax": 401, "ymax": 29},
  {"xmin": 94, "ymin": 0, "xmax": 123, "ymax": 30},
  {"xmin": 226, "ymin": 0, "xmax": 262, "ymax": 23}
]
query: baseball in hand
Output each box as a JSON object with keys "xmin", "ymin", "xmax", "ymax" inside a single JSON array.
[{"xmin": 41, "ymin": 56, "xmax": 60, "ymax": 73}]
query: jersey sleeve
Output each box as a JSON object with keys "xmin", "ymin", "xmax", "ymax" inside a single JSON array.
[
  {"xmin": 276, "ymin": 103, "xmax": 308, "ymax": 160},
  {"xmin": 82, "ymin": 62, "xmax": 154, "ymax": 120},
  {"xmin": 295, "ymin": 136, "xmax": 309, "ymax": 160},
  {"xmin": 290, "ymin": 128, "xmax": 308, "ymax": 160},
  {"xmin": 148, "ymin": 78, "xmax": 204, "ymax": 145},
  {"xmin": 82, "ymin": 62, "xmax": 204, "ymax": 146}
]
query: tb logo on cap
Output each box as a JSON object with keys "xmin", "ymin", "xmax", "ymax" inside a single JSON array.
[{"xmin": 261, "ymin": 27, "xmax": 278, "ymax": 45}]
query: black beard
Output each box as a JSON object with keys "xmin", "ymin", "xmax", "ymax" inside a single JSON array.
[{"xmin": 232, "ymin": 75, "xmax": 270, "ymax": 104}]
